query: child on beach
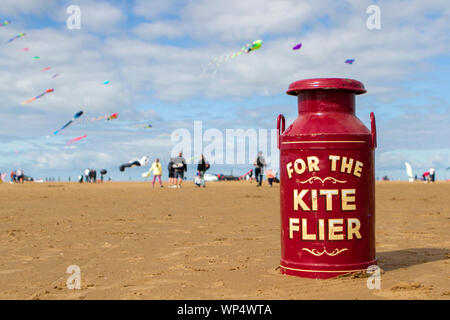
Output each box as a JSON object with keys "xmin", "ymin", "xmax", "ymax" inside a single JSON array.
[{"xmin": 150, "ymin": 158, "xmax": 163, "ymax": 188}]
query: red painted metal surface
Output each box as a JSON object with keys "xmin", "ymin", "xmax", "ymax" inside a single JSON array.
[{"xmin": 278, "ymin": 78, "xmax": 377, "ymax": 279}]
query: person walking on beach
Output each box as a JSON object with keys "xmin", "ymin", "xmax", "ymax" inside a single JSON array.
[
  {"xmin": 254, "ymin": 151, "xmax": 266, "ymax": 187},
  {"xmin": 84, "ymin": 168, "xmax": 90, "ymax": 183},
  {"xmin": 197, "ymin": 154, "xmax": 210, "ymax": 188},
  {"xmin": 10, "ymin": 170, "xmax": 16, "ymax": 183},
  {"xmin": 16, "ymin": 168, "xmax": 24, "ymax": 184},
  {"xmin": 173, "ymin": 152, "xmax": 187, "ymax": 188},
  {"xmin": 429, "ymin": 167, "xmax": 436, "ymax": 182},
  {"xmin": 168, "ymin": 158, "xmax": 175, "ymax": 188},
  {"xmin": 150, "ymin": 158, "xmax": 163, "ymax": 188}
]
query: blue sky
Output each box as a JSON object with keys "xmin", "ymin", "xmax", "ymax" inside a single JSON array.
[{"xmin": 0, "ymin": 0, "xmax": 449, "ymax": 181}]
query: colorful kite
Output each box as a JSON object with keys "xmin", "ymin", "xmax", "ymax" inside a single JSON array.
[
  {"xmin": 41, "ymin": 67, "xmax": 51, "ymax": 71},
  {"xmin": 51, "ymin": 73, "xmax": 59, "ymax": 79},
  {"xmin": 7, "ymin": 32, "xmax": 26, "ymax": 43},
  {"xmin": 67, "ymin": 134, "xmax": 87, "ymax": 145},
  {"xmin": 345, "ymin": 59, "xmax": 355, "ymax": 64},
  {"xmin": 131, "ymin": 123, "xmax": 152, "ymax": 129},
  {"xmin": 107, "ymin": 113, "xmax": 118, "ymax": 120},
  {"xmin": 119, "ymin": 156, "xmax": 149, "ymax": 172},
  {"xmin": 22, "ymin": 88, "xmax": 54, "ymax": 105},
  {"xmin": 73, "ymin": 112, "xmax": 118, "ymax": 124},
  {"xmin": 32, "ymin": 56, "xmax": 40, "ymax": 60},
  {"xmin": 0, "ymin": 21, "xmax": 11, "ymax": 27},
  {"xmin": 292, "ymin": 43, "xmax": 302, "ymax": 50},
  {"xmin": 21, "ymin": 48, "xmax": 29, "ymax": 51},
  {"xmin": 54, "ymin": 111, "xmax": 84, "ymax": 135},
  {"xmin": 206, "ymin": 39, "xmax": 263, "ymax": 72},
  {"xmin": 103, "ymin": 80, "xmax": 110, "ymax": 85}
]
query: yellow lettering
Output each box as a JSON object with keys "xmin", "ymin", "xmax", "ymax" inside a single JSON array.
[
  {"xmin": 354, "ymin": 161, "xmax": 363, "ymax": 177},
  {"xmin": 328, "ymin": 219, "xmax": 344, "ymax": 240},
  {"xmin": 341, "ymin": 189, "xmax": 356, "ymax": 211},
  {"xmin": 294, "ymin": 189, "xmax": 310, "ymax": 211},
  {"xmin": 302, "ymin": 219, "xmax": 316, "ymax": 240},
  {"xmin": 340, "ymin": 157, "xmax": 353, "ymax": 174},
  {"xmin": 329, "ymin": 155, "xmax": 340, "ymax": 171},
  {"xmin": 286, "ymin": 162, "xmax": 293, "ymax": 179},
  {"xmin": 294, "ymin": 159, "xmax": 306, "ymax": 175},
  {"xmin": 307, "ymin": 156, "xmax": 320, "ymax": 172},
  {"xmin": 318, "ymin": 219, "xmax": 325, "ymax": 240},
  {"xmin": 289, "ymin": 218, "xmax": 299, "ymax": 239},
  {"xmin": 347, "ymin": 218, "xmax": 362, "ymax": 239},
  {"xmin": 319, "ymin": 189, "xmax": 338, "ymax": 211}
]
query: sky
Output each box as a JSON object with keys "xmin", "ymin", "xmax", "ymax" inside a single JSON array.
[{"xmin": 0, "ymin": 0, "xmax": 449, "ymax": 182}]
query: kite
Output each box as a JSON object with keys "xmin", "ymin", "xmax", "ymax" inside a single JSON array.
[
  {"xmin": 41, "ymin": 67, "xmax": 51, "ymax": 71},
  {"xmin": 51, "ymin": 73, "xmax": 59, "ymax": 79},
  {"xmin": 119, "ymin": 156, "xmax": 149, "ymax": 172},
  {"xmin": 103, "ymin": 80, "xmax": 110, "ymax": 85},
  {"xmin": 73, "ymin": 112, "xmax": 118, "ymax": 124},
  {"xmin": 32, "ymin": 56, "xmax": 40, "ymax": 59},
  {"xmin": 345, "ymin": 59, "xmax": 355, "ymax": 64},
  {"xmin": 67, "ymin": 134, "xmax": 87, "ymax": 145},
  {"xmin": 22, "ymin": 88, "xmax": 54, "ymax": 105},
  {"xmin": 53, "ymin": 111, "xmax": 84, "ymax": 135},
  {"xmin": 405, "ymin": 162, "xmax": 414, "ymax": 182},
  {"xmin": 21, "ymin": 48, "xmax": 29, "ymax": 51},
  {"xmin": 7, "ymin": 32, "xmax": 26, "ymax": 43},
  {"xmin": 205, "ymin": 39, "xmax": 263, "ymax": 72},
  {"xmin": 0, "ymin": 21, "xmax": 11, "ymax": 27},
  {"xmin": 131, "ymin": 124, "xmax": 152, "ymax": 129},
  {"xmin": 292, "ymin": 43, "xmax": 302, "ymax": 50},
  {"xmin": 107, "ymin": 113, "xmax": 118, "ymax": 120}
]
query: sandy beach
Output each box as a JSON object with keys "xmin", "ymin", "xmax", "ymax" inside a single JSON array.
[{"xmin": 0, "ymin": 181, "xmax": 448, "ymax": 300}]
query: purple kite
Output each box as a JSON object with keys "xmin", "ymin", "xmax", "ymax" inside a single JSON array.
[
  {"xmin": 345, "ymin": 59, "xmax": 355, "ymax": 64},
  {"xmin": 292, "ymin": 43, "xmax": 302, "ymax": 50}
]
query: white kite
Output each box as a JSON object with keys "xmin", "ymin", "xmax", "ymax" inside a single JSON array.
[{"xmin": 405, "ymin": 162, "xmax": 414, "ymax": 182}]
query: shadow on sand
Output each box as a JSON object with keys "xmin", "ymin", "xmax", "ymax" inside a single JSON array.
[{"xmin": 377, "ymin": 248, "xmax": 449, "ymax": 272}]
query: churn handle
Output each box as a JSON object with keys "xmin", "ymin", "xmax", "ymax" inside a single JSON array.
[
  {"xmin": 277, "ymin": 114, "xmax": 285, "ymax": 149},
  {"xmin": 370, "ymin": 112, "xmax": 377, "ymax": 149}
]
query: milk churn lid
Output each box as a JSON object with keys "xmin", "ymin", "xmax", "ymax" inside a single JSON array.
[{"xmin": 286, "ymin": 78, "xmax": 366, "ymax": 96}]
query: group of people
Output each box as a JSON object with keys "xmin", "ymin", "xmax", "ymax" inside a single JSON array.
[
  {"xmin": 143, "ymin": 152, "xmax": 211, "ymax": 188},
  {"xmin": 422, "ymin": 168, "xmax": 436, "ymax": 183},
  {"xmin": 10, "ymin": 169, "xmax": 25, "ymax": 183}
]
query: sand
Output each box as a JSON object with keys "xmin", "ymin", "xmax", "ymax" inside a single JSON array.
[{"xmin": 0, "ymin": 181, "xmax": 448, "ymax": 300}]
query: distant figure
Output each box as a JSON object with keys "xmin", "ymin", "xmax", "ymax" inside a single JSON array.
[
  {"xmin": 173, "ymin": 152, "xmax": 187, "ymax": 188},
  {"xmin": 422, "ymin": 171, "xmax": 430, "ymax": 183},
  {"xmin": 253, "ymin": 151, "xmax": 266, "ymax": 187},
  {"xmin": 168, "ymin": 158, "xmax": 175, "ymax": 188},
  {"xmin": 197, "ymin": 154, "xmax": 210, "ymax": 188},
  {"xmin": 84, "ymin": 169, "xmax": 90, "ymax": 183},
  {"xmin": 10, "ymin": 170, "xmax": 16, "ymax": 183},
  {"xmin": 16, "ymin": 168, "xmax": 24, "ymax": 184},
  {"xmin": 429, "ymin": 168, "xmax": 435, "ymax": 182},
  {"xmin": 266, "ymin": 168, "xmax": 276, "ymax": 187},
  {"xmin": 100, "ymin": 169, "xmax": 107, "ymax": 183},
  {"xmin": 150, "ymin": 158, "xmax": 163, "ymax": 188},
  {"xmin": 248, "ymin": 169, "xmax": 253, "ymax": 183},
  {"xmin": 78, "ymin": 175, "xmax": 83, "ymax": 183},
  {"xmin": 68, "ymin": 176, "xmax": 71, "ymax": 182}
]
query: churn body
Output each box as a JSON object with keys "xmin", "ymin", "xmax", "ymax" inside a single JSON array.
[{"xmin": 278, "ymin": 78, "xmax": 377, "ymax": 279}]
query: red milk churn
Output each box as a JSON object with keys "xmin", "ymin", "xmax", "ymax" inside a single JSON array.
[{"xmin": 277, "ymin": 78, "xmax": 377, "ymax": 279}]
